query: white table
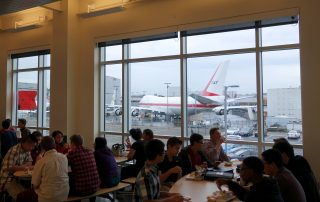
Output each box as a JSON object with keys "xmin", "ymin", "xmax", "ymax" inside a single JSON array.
[{"xmin": 169, "ymin": 173, "xmax": 240, "ymax": 202}]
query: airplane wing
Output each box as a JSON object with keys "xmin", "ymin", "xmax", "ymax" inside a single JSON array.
[{"xmin": 189, "ymin": 93, "xmax": 221, "ymax": 105}]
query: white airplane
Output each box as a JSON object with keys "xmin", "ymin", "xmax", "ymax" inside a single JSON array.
[
  {"xmin": 135, "ymin": 61, "xmax": 230, "ymax": 116},
  {"xmin": 106, "ymin": 60, "xmax": 256, "ymax": 117}
]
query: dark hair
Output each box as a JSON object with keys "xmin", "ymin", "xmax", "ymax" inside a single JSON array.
[
  {"xmin": 95, "ymin": 137, "xmax": 107, "ymax": 150},
  {"xmin": 145, "ymin": 139, "xmax": 165, "ymax": 160},
  {"xmin": 21, "ymin": 133, "xmax": 38, "ymax": 144},
  {"xmin": 70, "ymin": 134, "xmax": 83, "ymax": 146},
  {"xmin": 143, "ymin": 129, "xmax": 154, "ymax": 139},
  {"xmin": 18, "ymin": 118, "xmax": 27, "ymax": 125},
  {"xmin": 242, "ymin": 156, "xmax": 264, "ymax": 175},
  {"xmin": 32, "ymin": 131, "xmax": 43, "ymax": 138},
  {"xmin": 209, "ymin": 128, "xmax": 220, "ymax": 136},
  {"xmin": 273, "ymin": 140, "xmax": 295, "ymax": 159},
  {"xmin": 261, "ymin": 149, "xmax": 283, "ymax": 168},
  {"xmin": 2, "ymin": 119, "xmax": 11, "ymax": 129},
  {"xmin": 129, "ymin": 128, "xmax": 142, "ymax": 141},
  {"xmin": 40, "ymin": 136, "xmax": 56, "ymax": 151},
  {"xmin": 167, "ymin": 137, "xmax": 182, "ymax": 147},
  {"xmin": 51, "ymin": 130, "xmax": 63, "ymax": 138},
  {"xmin": 190, "ymin": 133, "xmax": 203, "ymax": 145}
]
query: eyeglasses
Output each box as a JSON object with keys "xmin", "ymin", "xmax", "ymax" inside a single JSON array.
[{"xmin": 197, "ymin": 140, "xmax": 204, "ymax": 144}]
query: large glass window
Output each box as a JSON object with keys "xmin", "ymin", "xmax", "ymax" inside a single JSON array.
[
  {"xmin": 262, "ymin": 49, "xmax": 301, "ymax": 145},
  {"xmin": 130, "ymin": 60, "xmax": 181, "ymax": 136},
  {"xmin": 12, "ymin": 50, "xmax": 50, "ymax": 134},
  {"xmin": 99, "ymin": 16, "xmax": 301, "ymax": 158},
  {"xmin": 187, "ymin": 53, "xmax": 257, "ymax": 142}
]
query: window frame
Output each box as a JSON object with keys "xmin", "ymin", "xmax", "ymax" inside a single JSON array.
[
  {"xmin": 11, "ymin": 51, "xmax": 51, "ymax": 134},
  {"xmin": 98, "ymin": 17, "xmax": 302, "ymax": 153}
]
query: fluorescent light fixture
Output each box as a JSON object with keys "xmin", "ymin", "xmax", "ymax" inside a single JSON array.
[
  {"xmin": 2, "ymin": 16, "xmax": 47, "ymax": 32},
  {"xmin": 79, "ymin": 2, "xmax": 125, "ymax": 18}
]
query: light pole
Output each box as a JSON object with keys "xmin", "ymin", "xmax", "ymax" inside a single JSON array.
[
  {"xmin": 164, "ymin": 82, "xmax": 171, "ymax": 123},
  {"xmin": 224, "ymin": 85, "xmax": 239, "ymax": 137}
]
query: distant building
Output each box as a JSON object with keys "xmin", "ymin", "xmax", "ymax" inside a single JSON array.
[
  {"xmin": 267, "ymin": 87, "xmax": 301, "ymax": 119},
  {"xmin": 105, "ymin": 76, "xmax": 121, "ymax": 105}
]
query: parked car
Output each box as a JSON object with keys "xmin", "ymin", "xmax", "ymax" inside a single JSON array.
[
  {"xmin": 226, "ymin": 135, "xmax": 242, "ymax": 140},
  {"xmin": 267, "ymin": 123, "xmax": 287, "ymax": 132},
  {"xmin": 228, "ymin": 148, "xmax": 258, "ymax": 160},
  {"xmin": 235, "ymin": 127, "xmax": 254, "ymax": 137},
  {"xmin": 287, "ymin": 130, "xmax": 301, "ymax": 139}
]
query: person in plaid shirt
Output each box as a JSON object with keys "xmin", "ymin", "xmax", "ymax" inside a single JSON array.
[
  {"xmin": 0, "ymin": 134, "xmax": 38, "ymax": 200},
  {"xmin": 67, "ymin": 134, "xmax": 100, "ymax": 200},
  {"xmin": 134, "ymin": 139, "xmax": 184, "ymax": 202}
]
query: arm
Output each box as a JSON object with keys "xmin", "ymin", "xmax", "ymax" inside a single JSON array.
[
  {"xmin": 218, "ymin": 146, "xmax": 230, "ymax": 162},
  {"xmin": 7, "ymin": 163, "xmax": 32, "ymax": 173},
  {"xmin": 31, "ymin": 160, "xmax": 43, "ymax": 189},
  {"xmin": 216, "ymin": 179, "xmax": 248, "ymax": 201},
  {"xmin": 144, "ymin": 193, "xmax": 184, "ymax": 202},
  {"xmin": 178, "ymin": 150, "xmax": 193, "ymax": 176},
  {"xmin": 159, "ymin": 166, "xmax": 182, "ymax": 182},
  {"xmin": 127, "ymin": 148, "xmax": 136, "ymax": 160}
]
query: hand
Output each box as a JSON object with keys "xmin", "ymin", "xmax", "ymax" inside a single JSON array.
[
  {"xmin": 200, "ymin": 162, "xmax": 208, "ymax": 169},
  {"xmin": 168, "ymin": 194, "xmax": 184, "ymax": 202},
  {"xmin": 125, "ymin": 137, "xmax": 131, "ymax": 148},
  {"xmin": 214, "ymin": 161, "xmax": 221, "ymax": 168},
  {"xmin": 216, "ymin": 178, "xmax": 229, "ymax": 190},
  {"xmin": 170, "ymin": 166, "xmax": 182, "ymax": 174}
]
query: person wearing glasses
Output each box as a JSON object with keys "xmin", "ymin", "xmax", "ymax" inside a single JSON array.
[
  {"xmin": 216, "ymin": 156, "xmax": 284, "ymax": 202},
  {"xmin": 134, "ymin": 139, "xmax": 184, "ymax": 202},
  {"xmin": 178, "ymin": 133, "xmax": 211, "ymax": 176}
]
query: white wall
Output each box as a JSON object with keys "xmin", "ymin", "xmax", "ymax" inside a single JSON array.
[{"xmin": 1, "ymin": 0, "xmax": 320, "ymax": 178}]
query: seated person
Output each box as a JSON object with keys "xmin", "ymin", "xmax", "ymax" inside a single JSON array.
[
  {"xmin": 142, "ymin": 128, "xmax": 154, "ymax": 142},
  {"xmin": 1, "ymin": 118, "xmax": 18, "ymax": 158},
  {"xmin": 178, "ymin": 133, "xmax": 211, "ymax": 176},
  {"xmin": 16, "ymin": 136, "xmax": 69, "ymax": 202},
  {"xmin": 18, "ymin": 118, "xmax": 31, "ymax": 139},
  {"xmin": 67, "ymin": 134, "xmax": 100, "ymax": 197},
  {"xmin": 202, "ymin": 128, "xmax": 229, "ymax": 166},
  {"xmin": 273, "ymin": 138, "xmax": 320, "ymax": 202},
  {"xmin": 94, "ymin": 137, "xmax": 120, "ymax": 188},
  {"xmin": 261, "ymin": 149, "xmax": 306, "ymax": 202},
  {"xmin": 134, "ymin": 139, "xmax": 184, "ymax": 202},
  {"xmin": 158, "ymin": 137, "xmax": 182, "ymax": 188},
  {"xmin": 30, "ymin": 131, "xmax": 43, "ymax": 165},
  {"xmin": 216, "ymin": 156, "xmax": 284, "ymax": 202},
  {"xmin": 121, "ymin": 128, "xmax": 146, "ymax": 179},
  {"xmin": 0, "ymin": 134, "xmax": 38, "ymax": 200},
  {"xmin": 52, "ymin": 130, "xmax": 69, "ymax": 154}
]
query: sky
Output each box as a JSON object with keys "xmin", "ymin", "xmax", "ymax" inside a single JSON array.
[{"xmin": 104, "ymin": 23, "xmax": 300, "ymax": 96}]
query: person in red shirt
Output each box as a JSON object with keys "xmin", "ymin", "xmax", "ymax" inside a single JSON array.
[
  {"xmin": 52, "ymin": 130, "xmax": 69, "ymax": 154},
  {"xmin": 178, "ymin": 133, "xmax": 211, "ymax": 176},
  {"xmin": 67, "ymin": 134, "xmax": 100, "ymax": 201}
]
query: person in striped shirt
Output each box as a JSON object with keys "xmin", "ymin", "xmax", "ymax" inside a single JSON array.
[{"xmin": 134, "ymin": 139, "xmax": 184, "ymax": 202}]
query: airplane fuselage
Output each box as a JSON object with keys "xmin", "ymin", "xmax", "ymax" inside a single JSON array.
[{"xmin": 138, "ymin": 95, "xmax": 224, "ymax": 115}]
